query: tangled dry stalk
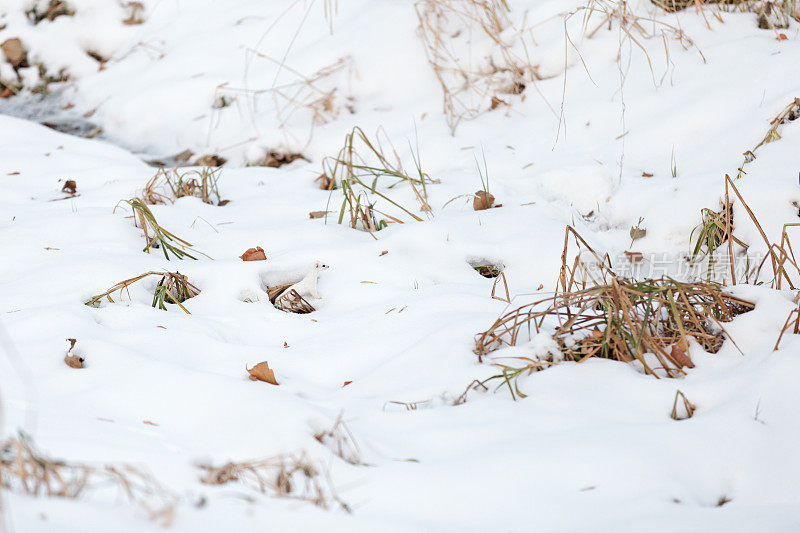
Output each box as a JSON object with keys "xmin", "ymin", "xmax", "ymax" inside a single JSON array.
[
  {"xmin": 0, "ymin": 433, "xmax": 176, "ymax": 526},
  {"xmin": 416, "ymin": 0, "xmax": 534, "ymax": 133},
  {"xmin": 198, "ymin": 453, "xmax": 349, "ymax": 511},
  {"xmin": 691, "ymin": 175, "xmax": 800, "ymax": 288},
  {"xmin": 116, "ymin": 198, "xmax": 205, "ymax": 260},
  {"xmin": 142, "ymin": 167, "xmax": 225, "ymax": 206},
  {"xmin": 737, "ymin": 98, "xmax": 800, "ymax": 179},
  {"xmin": 467, "ymin": 226, "xmax": 755, "ymax": 402},
  {"xmin": 313, "ymin": 414, "xmax": 361, "ymax": 465},
  {"xmin": 320, "ymin": 126, "xmax": 433, "ymax": 234},
  {"xmin": 475, "ymin": 276, "xmax": 754, "ymax": 376},
  {"xmin": 85, "ymin": 271, "xmax": 200, "ymax": 314}
]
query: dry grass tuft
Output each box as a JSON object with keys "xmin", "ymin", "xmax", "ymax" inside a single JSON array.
[
  {"xmin": 274, "ymin": 289, "xmax": 316, "ymax": 314},
  {"xmin": 690, "ymin": 198, "xmax": 749, "ymax": 281},
  {"xmin": 265, "ymin": 283, "xmax": 316, "ymax": 314},
  {"xmin": 320, "ymin": 126, "xmax": 434, "ymax": 234},
  {"xmin": 116, "ymin": 198, "xmax": 204, "ymax": 260},
  {"xmin": 142, "ymin": 167, "xmax": 224, "ymax": 206},
  {"xmin": 654, "ymin": 0, "xmax": 799, "ymax": 29},
  {"xmin": 774, "ymin": 293, "xmax": 800, "ymax": 350},
  {"xmin": 416, "ymin": 0, "xmax": 535, "ymax": 133},
  {"xmin": 313, "ymin": 414, "xmax": 361, "ymax": 465},
  {"xmin": 473, "ymin": 264, "xmax": 503, "ymax": 278},
  {"xmin": 670, "ymin": 389, "xmax": 696, "ymax": 420},
  {"xmin": 198, "ymin": 453, "xmax": 349, "ymax": 511},
  {"xmin": 736, "ymin": 98, "xmax": 800, "ymax": 179},
  {"xmin": 692, "ymin": 175, "xmax": 800, "ymax": 288},
  {"xmin": 221, "ymin": 55, "xmax": 353, "ymax": 141},
  {"xmin": 475, "ymin": 276, "xmax": 753, "ymax": 376},
  {"xmin": 85, "ymin": 271, "xmax": 200, "ymax": 314},
  {"xmin": 1, "ymin": 432, "xmax": 175, "ymax": 526},
  {"xmin": 469, "ymin": 226, "xmax": 755, "ymax": 400}
]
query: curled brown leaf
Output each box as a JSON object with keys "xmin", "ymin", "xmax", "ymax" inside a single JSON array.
[{"xmin": 247, "ymin": 362, "xmax": 279, "ymax": 385}]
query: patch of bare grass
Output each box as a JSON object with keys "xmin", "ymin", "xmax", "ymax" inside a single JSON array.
[
  {"xmin": 692, "ymin": 175, "xmax": 800, "ymax": 288},
  {"xmin": 468, "ymin": 226, "xmax": 754, "ymax": 400},
  {"xmin": 313, "ymin": 414, "xmax": 361, "ymax": 465},
  {"xmin": 85, "ymin": 271, "xmax": 200, "ymax": 314},
  {"xmin": 1, "ymin": 432, "xmax": 175, "ymax": 526},
  {"xmin": 320, "ymin": 126, "xmax": 434, "ymax": 234},
  {"xmin": 416, "ymin": 0, "xmax": 536, "ymax": 133},
  {"xmin": 198, "ymin": 453, "xmax": 349, "ymax": 511},
  {"xmin": 141, "ymin": 167, "xmax": 226, "ymax": 206},
  {"xmin": 116, "ymin": 198, "xmax": 205, "ymax": 260}
]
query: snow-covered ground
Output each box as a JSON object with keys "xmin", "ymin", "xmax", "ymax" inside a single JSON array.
[{"xmin": 2, "ymin": 0, "xmax": 800, "ymax": 531}]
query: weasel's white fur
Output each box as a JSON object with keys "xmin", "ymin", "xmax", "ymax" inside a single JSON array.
[{"xmin": 275, "ymin": 262, "xmax": 329, "ymax": 307}]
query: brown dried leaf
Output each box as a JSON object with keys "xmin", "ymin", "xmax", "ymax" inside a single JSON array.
[
  {"xmin": 473, "ymin": 191, "xmax": 495, "ymax": 211},
  {"xmin": 308, "ymin": 211, "xmax": 328, "ymax": 219},
  {"xmin": 65, "ymin": 338, "xmax": 84, "ymax": 368},
  {"xmin": 624, "ymin": 251, "xmax": 643, "ymax": 263},
  {"xmin": 247, "ymin": 362, "xmax": 279, "ymax": 385},
  {"xmin": 1, "ymin": 38, "xmax": 27, "ymax": 68},
  {"xmin": 239, "ymin": 246, "xmax": 266, "ymax": 261},
  {"xmin": 64, "ymin": 355, "xmax": 83, "ymax": 368},
  {"xmin": 641, "ymin": 171, "xmax": 653, "ymax": 177},
  {"xmin": 61, "ymin": 180, "xmax": 77, "ymax": 194},
  {"xmin": 629, "ymin": 226, "xmax": 647, "ymax": 241},
  {"xmin": 670, "ymin": 344, "xmax": 694, "ymax": 369}
]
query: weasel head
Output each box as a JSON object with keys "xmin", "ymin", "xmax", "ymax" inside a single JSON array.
[{"xmin": 314, "ymin": 261, "xmax": 330, "ymax": 272}]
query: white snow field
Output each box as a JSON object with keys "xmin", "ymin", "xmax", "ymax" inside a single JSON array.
[{"xmin": 2, "ymin": 0, "xmax": 800, "ymax": 531}]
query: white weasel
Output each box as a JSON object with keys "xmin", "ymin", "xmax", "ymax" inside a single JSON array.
[{"xmin": 275, "ymin": 262, "xmax": 329, "ymax": 307}]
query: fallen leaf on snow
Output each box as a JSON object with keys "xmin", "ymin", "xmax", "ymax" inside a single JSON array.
[
  {"xmin": 239, "ymin": 246, "xmax": 266, "ymax": 261},
  {"xmin": 473, "ymin": 190, "xmax": 495, "ymax": 211},
  {"xmin": 64, "ymin": 338, "xmax": 84, "ymax": 368},
  {"xmin": 1, "ymin": 38, "xmax": 28, "ymax": 68},
  {"xmin": 670, "ymin": 344, "xmax": 694, "ymax": 369},
  {"xmin": 624, "ymin": 251, "xmax": 644, "ymax": 263},
  {"xmin": 247, "ymin": 362, "xmax": 279, "ymax": 385},
  {"xmin": 642, "ymin": 171, "xmax": 653, "ymax": 177},
  {"xmin": 61, "ymin": 180, "xmax": 77, "ymax": 194},
  {"xmin": 630, "ymin": 226, "xmax": 647, "ymax": 241},
  {"xmin": 308, "ymin": 211, "xmax": 328, "ymax": 219}
]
